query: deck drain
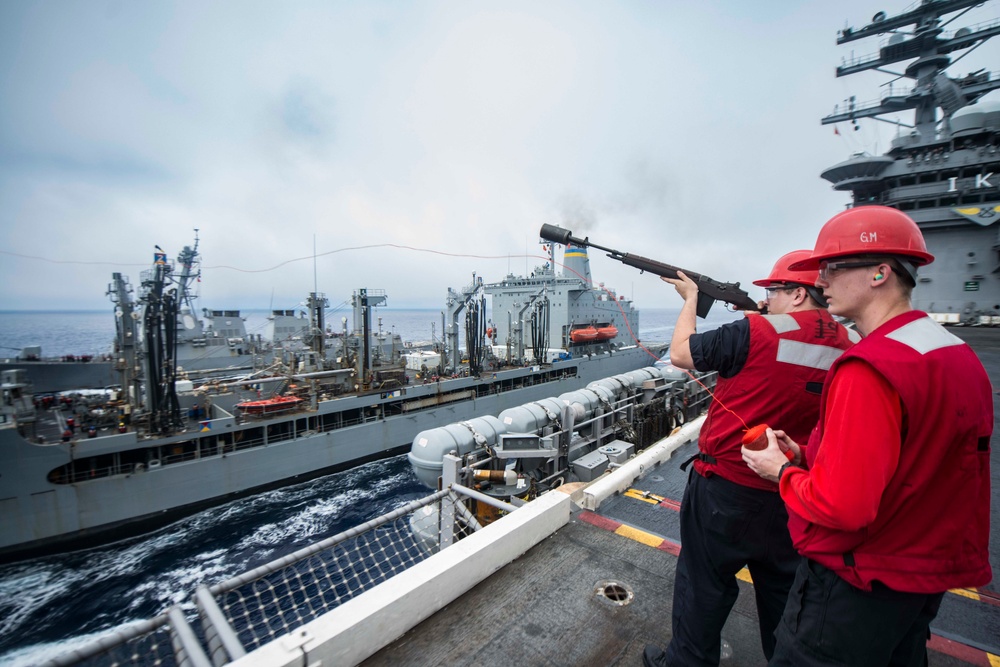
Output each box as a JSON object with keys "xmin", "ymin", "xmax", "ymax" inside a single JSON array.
[{"xmin": 594, "ymin": 580, "xmax": 634, "ymax": 606}]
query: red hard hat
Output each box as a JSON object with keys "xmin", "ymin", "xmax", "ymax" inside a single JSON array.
[
  {"xmin": 789, "ymin": 206, "xmax": 934, "ymax": 270},
  {"xmin": 752, "ymin": 250, "xmax": 819, "ymax": 287}
]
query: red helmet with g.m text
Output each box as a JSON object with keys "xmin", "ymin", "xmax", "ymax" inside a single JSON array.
[
  {"xmin": 788, "ymin": 206, "xmax": 934, "ymax": 271},
  {"xmin": 752, "ymin": 250, "xmax": 819, "ymax": 287}
]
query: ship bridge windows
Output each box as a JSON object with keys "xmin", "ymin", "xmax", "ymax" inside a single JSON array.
[
  {"xmin": 959, "ymin": 192, "xmax": 988, "ymax": 205},
  {"xmin": 891, "ymin": 190, "xmax": 989, "ymax": 210}
]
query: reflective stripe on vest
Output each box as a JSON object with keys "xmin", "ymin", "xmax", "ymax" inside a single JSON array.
[
  {"xmin": 776, "ymin": 339, "xmax": 846, "ymax": 371},
  {"xmin": 885, "ymin": 317, "xmax": 965, "ymax": 354},
  {"xmin": 762, "ymin": 313, "xmax": 853, "ymax": 370},
  {"xmin": 761, "ymin": 313, "xmax": 799, "ymax": 334}
]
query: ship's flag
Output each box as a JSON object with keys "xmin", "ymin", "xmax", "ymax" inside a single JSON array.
[{"xmin": 200, "ymin": 421, "xmax": 211, "ymax": 432}]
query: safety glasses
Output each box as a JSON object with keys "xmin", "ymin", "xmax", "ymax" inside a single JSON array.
[{"xmin": 817, "ymin": 261, "xmax": 881, "ymax": 281}]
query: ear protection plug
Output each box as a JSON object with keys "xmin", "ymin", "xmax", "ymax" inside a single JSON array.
[{"xmin": 874, "ymin": 273, "xmax": 884, "ymax": 280}]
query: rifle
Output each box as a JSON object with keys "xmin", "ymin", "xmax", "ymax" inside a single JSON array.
[{"xmin": 539, "ymin": 224, "xmax": 759, "ymax": 318}]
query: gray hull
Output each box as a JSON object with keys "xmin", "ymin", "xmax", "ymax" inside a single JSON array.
[
  {"xmin": 0, "ymin": 347, "xmax": 656, "ymax": 561},
  {"xmin": 0, "ymin": 360, "xmax": 118, "ymax": 394},
  {"xmin": 0, "ymin": 352, "xmax": 262, "ymax": 394}
]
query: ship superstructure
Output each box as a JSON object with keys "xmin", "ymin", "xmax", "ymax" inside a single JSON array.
[
  {"xmin": 820, "ymin": 0, "xmax": 1000, "ymax": 322},
  {"xmin": 481, "ymin": 242, "xmax": 639, "ymax": 364}
]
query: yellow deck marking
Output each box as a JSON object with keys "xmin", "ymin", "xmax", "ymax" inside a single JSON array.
[
  {"xmin": 989, "ymin": 653, "xmax": 1000, "ymax": 667},
  {"xmin": 947, "ymin": 587, "xmax": 981, "ymax": 601},
  {"xmin": 614, "ymin": 524, "xmax": 666, "ymax": 548},
  {"xmin": 617, "ymin": 492, "xmax": 754, "ymax": 586},
  {"xmin": 623, "ymin": 488, "xmax": 663, "ymax": 504}
]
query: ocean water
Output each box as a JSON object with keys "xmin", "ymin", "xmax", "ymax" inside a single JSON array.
[
  {"xmin": 0, "ymin": 457, "xmax": 428, "ymax": 666},
  {"xmin": 0, "ymin": 305, "xmax": 740, "ymax": 665}
]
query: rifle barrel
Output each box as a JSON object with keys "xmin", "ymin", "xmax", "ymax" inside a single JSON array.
[{"xmin": 538, "ymin": 223, "xmax": 759, "ymax": 316}]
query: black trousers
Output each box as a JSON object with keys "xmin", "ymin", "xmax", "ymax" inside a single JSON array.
[
  {"xmin": 770, "ymin": 559, "xmax": 944, "ymax": 666},
  {"xmin": 666, "ymin": 470, "xmax": 799, "ymax": 666}
]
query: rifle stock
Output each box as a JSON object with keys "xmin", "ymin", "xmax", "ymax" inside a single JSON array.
[{"xmin": 539, "ymin": 224, "xmax": 759, "ymax": 318}]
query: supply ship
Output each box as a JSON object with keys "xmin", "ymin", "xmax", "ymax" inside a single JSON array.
[
  {"xmin": 819, "ymin": 0, "xmax": 1000, "ymax": 322},
  {"xmin": 0, "ymin": 234, "xmax": 659, "ymax": 562}
]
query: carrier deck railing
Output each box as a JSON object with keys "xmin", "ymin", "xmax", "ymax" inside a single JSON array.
[{"xmin": 40, "ymin": 485, "xmax": 487, "ymax": 667}]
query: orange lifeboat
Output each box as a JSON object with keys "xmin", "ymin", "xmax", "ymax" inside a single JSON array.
[
  {"xmin": 596, "ymin": 325, "xmax": 618, "ymax": 340},
  {"xmin": 235, "ymin": 395, "xmax": 303, "ymax": 415},
  {"xmin": 570, "ymin": 326, "xmax": 599, "ymax": 343}
]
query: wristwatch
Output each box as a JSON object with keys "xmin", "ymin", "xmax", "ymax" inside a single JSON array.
[{"xmin": 778, "ymin": 461, "xmax": 796, "ymax": 482}]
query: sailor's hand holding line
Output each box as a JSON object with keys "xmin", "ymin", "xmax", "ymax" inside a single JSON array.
[{"xmin": 742, "ymin": 428, "xmax": 802, "ymax": 483}]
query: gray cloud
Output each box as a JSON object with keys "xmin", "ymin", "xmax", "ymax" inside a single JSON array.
[{"xmin": 1, "ymin": 0, "xmax": 997, "ymax": 312}]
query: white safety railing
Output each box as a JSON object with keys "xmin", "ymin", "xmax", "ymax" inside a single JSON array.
[{"xmin": 44, "ymin": 486, "xmax": 487, "ymax": 667}]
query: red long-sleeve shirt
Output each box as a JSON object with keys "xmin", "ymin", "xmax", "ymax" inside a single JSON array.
[{"xmin": 781, "ymin": 360, "xmax": 902, "ymax": 532}]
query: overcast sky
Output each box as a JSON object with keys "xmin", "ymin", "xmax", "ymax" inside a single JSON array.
[{"xmin": 2, "ymin": 1, "xmax": 998, "ymax": 312}]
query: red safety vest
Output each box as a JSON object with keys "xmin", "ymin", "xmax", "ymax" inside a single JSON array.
[
  {"xmin": 695, "ymin": 309, "xmax": 857, "ymax": 491},
  {"xmin": 788, "ymin": 311, "xmax": 993, "ymax": 593}
]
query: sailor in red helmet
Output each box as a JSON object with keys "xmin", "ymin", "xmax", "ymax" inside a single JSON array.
[
  {"xmin": 743, "ymin": 206, "xmax": 993, "ymax": 666},
  {"xmin": 644, "ymin": 252, "xmax": 857, "ymax": 667}
]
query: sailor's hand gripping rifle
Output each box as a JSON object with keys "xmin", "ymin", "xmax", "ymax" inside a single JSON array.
[{"xmin": 539, "ymin": 224, "xmax": 759, "ymax": 318}]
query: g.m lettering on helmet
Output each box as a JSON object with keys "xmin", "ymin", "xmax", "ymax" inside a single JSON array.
[{"xmin": 860, "ymin": 231, "xmax": 878, "ymax": 243}]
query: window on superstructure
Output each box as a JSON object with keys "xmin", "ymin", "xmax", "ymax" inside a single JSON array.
[
  {"xmin": 959, "ymin": 192, "xmax": 985, "ymax": 205},
  {"xmin": 163, "ymin": 440, "xmax": 198, "ymax": 464}
]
